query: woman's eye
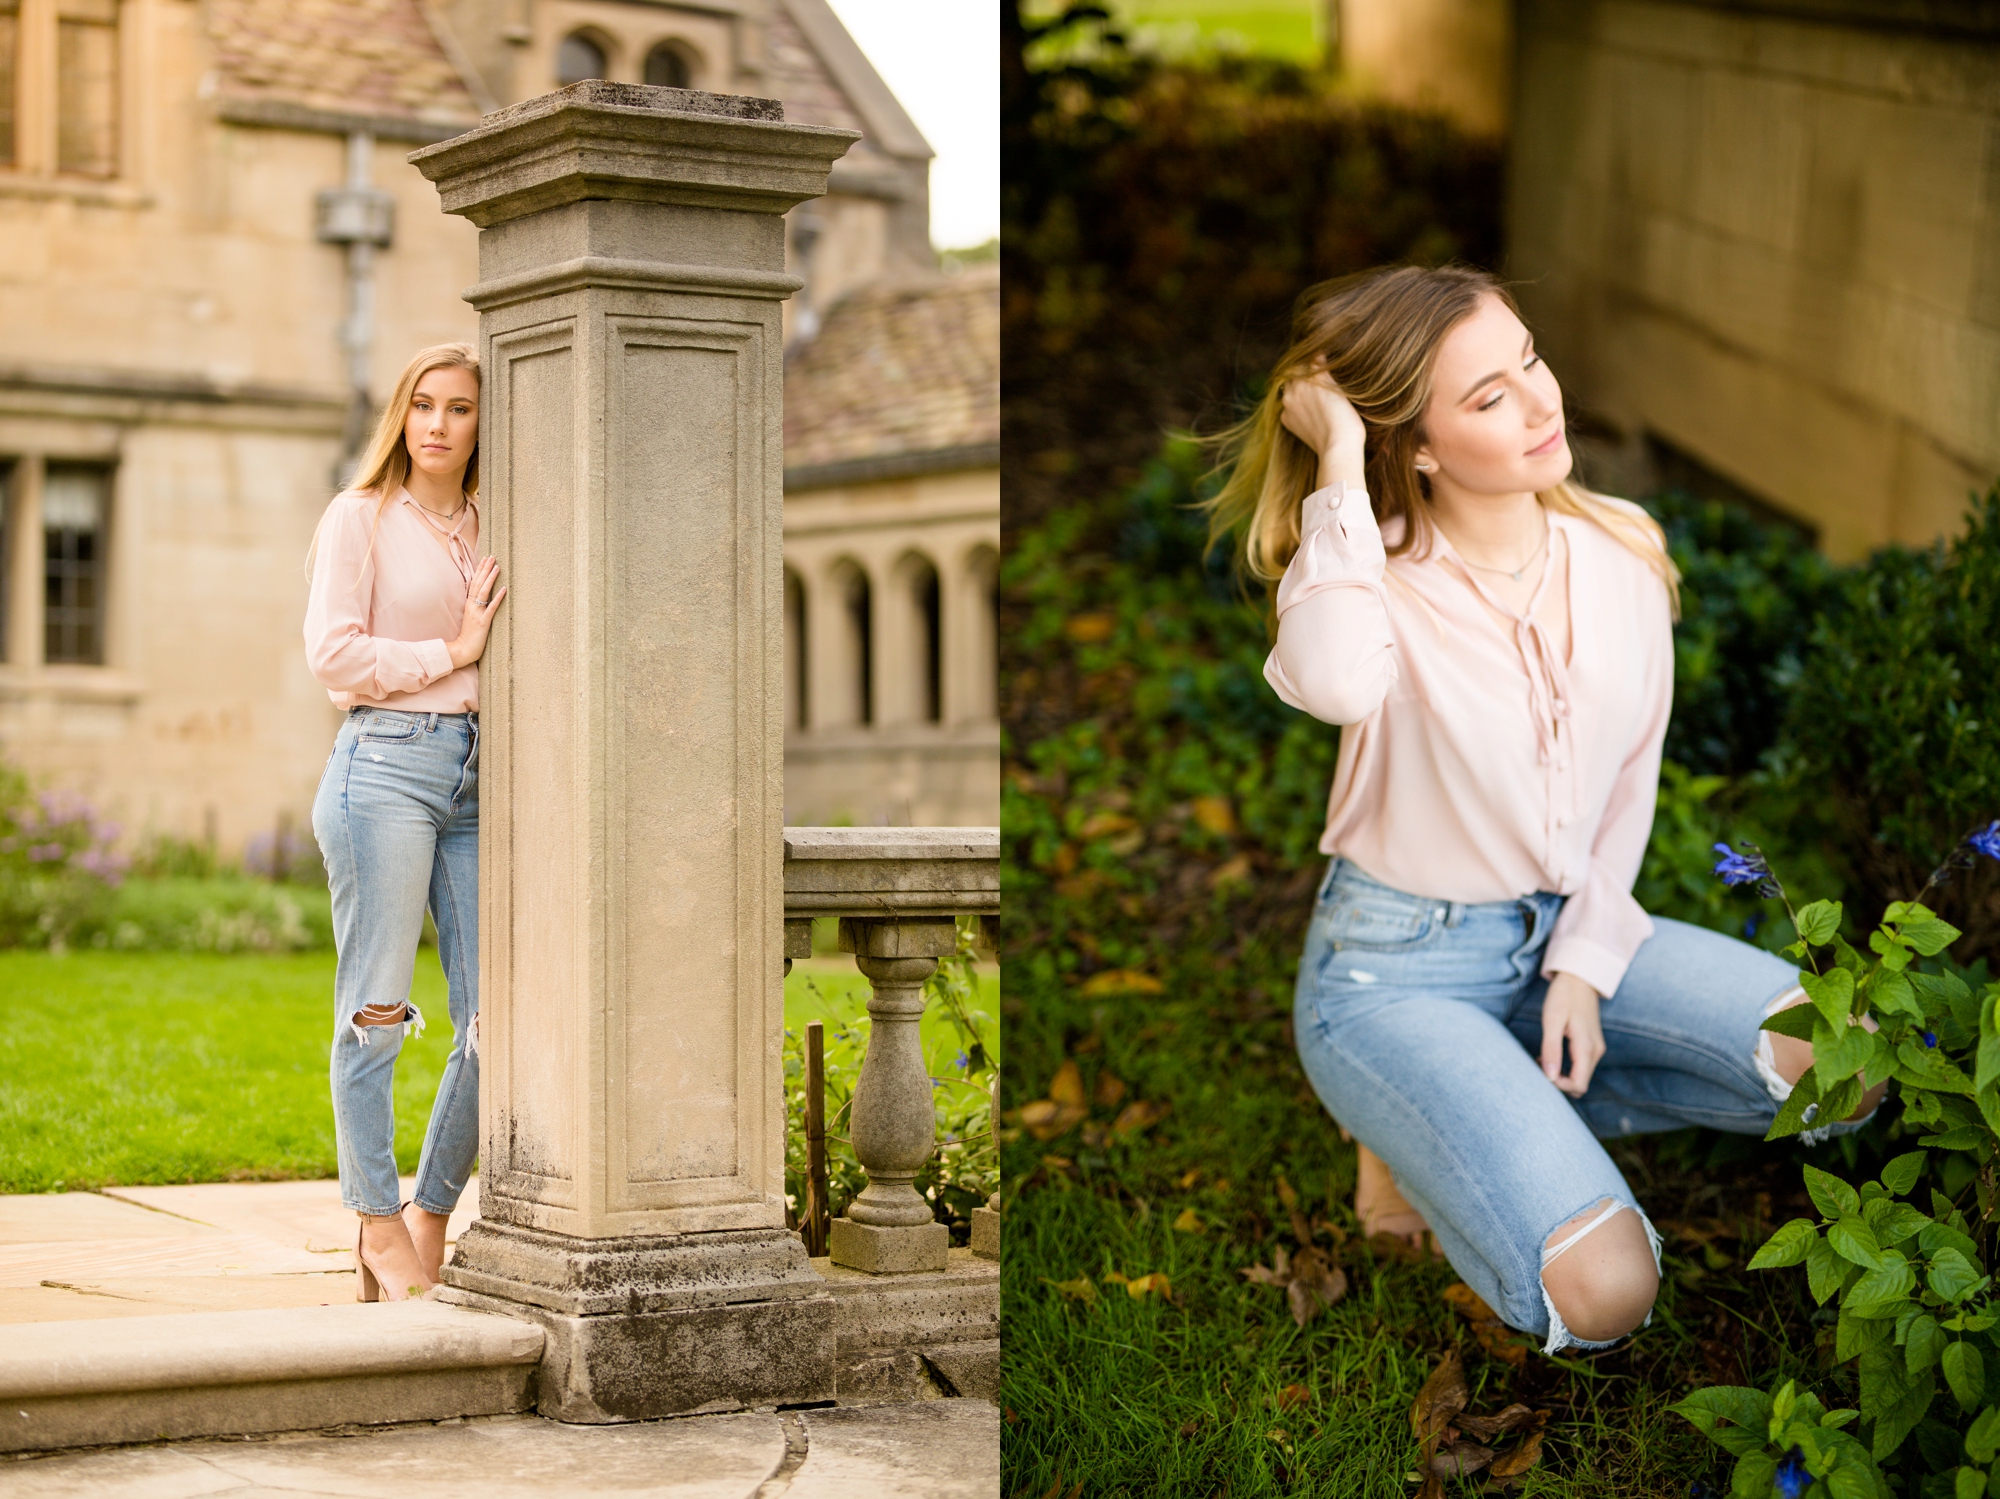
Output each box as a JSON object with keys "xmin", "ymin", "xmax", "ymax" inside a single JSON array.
[
  {"xmin": 1478, "ymin": 389, "xmax": 1504, "ymax": 411},
  {"xmin": 1525, "ymin": 354, "xmax": 1542, "ymax": 371}
]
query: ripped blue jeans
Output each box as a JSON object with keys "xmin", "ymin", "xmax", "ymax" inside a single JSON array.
[
  {"xmin": 312, "ymin": 708, "xmax": 480, "ymax": 1219},
  {"xmin": 1293, "ymin": 857, "xmax": 1846, "ymax": 1354}
]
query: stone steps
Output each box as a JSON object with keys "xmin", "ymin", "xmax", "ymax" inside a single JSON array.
[{"xmin": 0, "ymin": 1300, "xmax": 544, "ymax": 1454}]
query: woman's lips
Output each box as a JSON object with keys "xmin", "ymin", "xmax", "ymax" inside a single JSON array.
[{"xmin": 1527, "ymin": 426, "xmax": 1564, "ymax": 457}]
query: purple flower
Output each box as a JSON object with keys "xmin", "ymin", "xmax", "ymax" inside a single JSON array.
[
  {"xmin": 1971, "ymin": 820, "xmax": 2000, "ymax": 862},
  {"xmin": 27, "ymin": 842, "xmax": 65, "ymax": 863},
  {"xmin": 1713, "ymin": 843, "xmax": 1783, "ymax": 899},
  {"xmin": 1773, "ymin": 1447, "xmax": 1810, "ymax": 1499},
  {"xmin": 1923, "ymin": 1031, "xmax": 1938, "ymax": 1049}
]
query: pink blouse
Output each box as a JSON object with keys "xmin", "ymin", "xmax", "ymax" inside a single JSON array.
[
  {"xmin": 1265, "ymin": 482, "xmax": 1674, "ymax": 998},
  {"xmin": 304, "ymin": 487, "xmax": 482, "ymax": 714}
]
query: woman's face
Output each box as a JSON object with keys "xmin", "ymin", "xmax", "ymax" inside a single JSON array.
[
  {"xmin": 405, "ymin": 366, "xmax": 480, "ymax": 479},
  {"xmin": 1413, "ymin": 294, "xmax": 1571, "ymax": 497}
]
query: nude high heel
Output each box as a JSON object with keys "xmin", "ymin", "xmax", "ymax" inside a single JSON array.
[{"xmin": 355, "ymin": 1222, "xmax": 382, "ymax": 1303}]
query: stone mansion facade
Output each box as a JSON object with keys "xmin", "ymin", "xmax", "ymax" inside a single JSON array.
[{"xmin": 0, "ymin": 0, "xmax": 997, "ymax": 851}]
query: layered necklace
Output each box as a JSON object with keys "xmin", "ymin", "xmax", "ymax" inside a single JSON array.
[{"xmin": 1454, "ymin": 512, "xmax": 1550, "ymax": 584}]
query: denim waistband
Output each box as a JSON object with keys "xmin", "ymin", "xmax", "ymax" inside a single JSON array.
[
  {"xmin": 347, "ymin": 707, "xmax": 477, "ymax": 726},
  {"xmin": 1319, "ymin": 855, "xmax": 1562, "ymax": 924}
]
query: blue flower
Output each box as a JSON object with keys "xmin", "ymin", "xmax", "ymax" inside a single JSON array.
[
  {"xmin": 1743, "ymin": 914, "xmax": 1762, "ymax": 940},
  {"xmin": 1713, "ymin": 843, "xmax": 1783, "ymax": 899},
  {"xmin": 1923, "ymin": 1031, "xmax": 1938, "ymax": 1049},
  {"xmin": 955, "ymin": 1051, "xmax": 971, "ymax": 1071},
  {"xmin": 1970, "ymin": 820, "xmax": 2000, "ymax": 862},
  {"xmin": 1773, "ymin": 1446, "xmax": 1810, "ymax": 1499}
]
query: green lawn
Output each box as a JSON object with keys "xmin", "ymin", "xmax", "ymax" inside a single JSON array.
[{"xmin": 0, "ymin": 951, "xmax": 996, "ymax": 1196}]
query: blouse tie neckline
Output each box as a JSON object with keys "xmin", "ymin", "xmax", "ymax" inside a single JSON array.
[{"xmin": 405, "ymin": 490, "xmax": 479, "ymax": 590}]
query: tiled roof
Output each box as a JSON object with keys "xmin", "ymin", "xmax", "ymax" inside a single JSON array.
[
  {"xmin": 204, "ymin": 0, "xmax": 480, "ymax": 126},
  {"xmin": 784, "ymin": 265, "xmax": 999, "ymax": 474}
]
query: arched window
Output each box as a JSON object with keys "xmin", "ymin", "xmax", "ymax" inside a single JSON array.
[
  {"xmin": 644, "ymin": 41, "xmax": 697, "ymax": 89},
  {"xmin": 556, "ymin": 32, "xmax": 607, "ymax": 87},
  {"xmin": 783, "ymin": 567, "xmax": 808, "ymax": 732},
  {"xmin": 887, "ymin": 552, "xmax": 941, "ymax": 726},
  {"xmin": 829, "ymin": 559, "xmax": 872, "ymax": 728},
  {"xmin": 965, "ymin": 545, "xmax": 999, "ymax": 722}
]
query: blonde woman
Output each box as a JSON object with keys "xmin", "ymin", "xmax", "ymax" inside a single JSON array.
[
  {"xmin": 1209, "ymin": 266, "xmax": 1884, "ymax": 1355},
  {"xmin": 304, "ymin": 344, "xmax": 505, "ymax": 1302}
]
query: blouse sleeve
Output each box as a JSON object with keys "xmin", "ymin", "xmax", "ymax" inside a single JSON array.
[
  {"xmin": 303, "ymin": 500, "xmax": 454, "ymax": 699},
  {"xmin": 1263, "ymin": 482, "xmax": 1400, "ymax": 726},
  {"xmin": 1541, "ymin": 577, "xmax": 1674, "ymax": 997}
]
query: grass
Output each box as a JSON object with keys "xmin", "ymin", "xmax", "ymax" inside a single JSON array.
[
  {"xmin": 1000, "ymin": 977, "xmax": 1860, "ymax": 1497},
  {"xmin": 1, "ymin": 949, "xmax": 996, "ymax": 1197}
]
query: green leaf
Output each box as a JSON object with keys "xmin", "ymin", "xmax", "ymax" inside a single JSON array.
[
  {"xmin": 1980, "ymin": 1026, "xmax": 2000, "ymax": 1096},
  {"xmin": 1728, "ymin": 1450, "xmax": 1777, "ymax": 1499},
  {"xmin": 1921, "ymin": 1219, "xmax": 1982, "ymax": 1266},
  {"xmin": 1804, "ymin": 966, "xmax": 1857, "ymax": 1031},
  {"xmin": 1945, "ymin": 1340, "xmax": 1988, "ymax": 1411},
  {"xmin": 1750, "ymin": 1218, "xmax": 1821, "ymax": 1270},
  {"xmin": 1913, "ymin": 969, "xmax": 1977, "ymax": 1030},
  {"xmin": 1769, "ymin": 1066, "xmax": 1823, "ymax": 1141},
  {"xmin": 1830, "ymin": 1218, "xmax": 1886, "ymax": 1270},
  {"xmin": 1798, "ymin": 901, "xmax": 1843, "ymax": 946},
  {"xmin": 1957, "ymin": 1466, "xmax": 1986, "ymax": 1499},
  {"xmin": 1865, "ymin": 1354, "xmax": 1934, "ymax": 1461},
  {"xmin": 1808, "ymin": 1165, "xmax": 1864, "ymax": 1222},
  {"xmin": 1870, "ymin": 969, "xmax": 1924, "ymax": 1021},
  {"xmin": 1902, "ymin": 1037, "xmax": 1980, "ymax": 1095},
  {"xmin": 1882, "ymin": 1150, "xmax": 1929, "ymax": 1196},
  {"xmin": 1893, "ymin": 905, "xmax": 1963, "ymax": 957},
  {"xmin": 1921, "ymin": 1127, "xmax": 1990, "ymax": 1152},
  {"xmin": 1930, "ymin": 1247, "xmax": 1985, "ymax": 1303},
  {"xmin": 1906, "ymin": 1314, "xmax": 1945, "ymax": 1374},
  {"xmin": 1761, "ymin": 1003, "xmax": 1821, "ymax": 1041},
  {"xmin": 1808, "ymin": 1235, "xmax": 1847, "ymax": 1304},
  {"xmin": 1966, "ymin": 1404, "xmax": 2000, "ymax": 1463},
  {"xmin": 1673, "ymin": 1385, "xmax": 1775, "ymax": 1435},
  {"xmin": 1845, "ymin": 1258, "xmax": 1917, "ymax": 1320},
  {"xmin": 1868, "ymin": 1203, "xmax": 1932, "ymax": 1247},
  {"xmin": 1818, "ymin": 1022, "xmax": 1879, "ymax": 1092},
  {"xmin": 1819, "ymin": 1074, "xmax": 1866, "ymax": 1127},
  {"xmin": 1771, "ymin": 1378, "xmax": 1798, "ymax": 1432}
]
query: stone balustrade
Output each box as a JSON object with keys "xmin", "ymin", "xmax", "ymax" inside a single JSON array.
[{"xmin": 783, "ymin": 827, "xmax": 999, "ymax": 1275}]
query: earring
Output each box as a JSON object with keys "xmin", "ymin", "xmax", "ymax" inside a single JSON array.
[{"xmin": 1414, "ymin": 459, "xmax": 1436, "ymax": 474}]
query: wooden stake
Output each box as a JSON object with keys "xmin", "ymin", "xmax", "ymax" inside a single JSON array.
[{"xmin": 805, "ymin": 1019, "xmax": 828, "ymax": 1258}]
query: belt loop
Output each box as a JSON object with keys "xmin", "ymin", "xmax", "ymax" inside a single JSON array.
[{"xmin": 427, "ymin": 711, "xmax": 438, "ymax": 732}]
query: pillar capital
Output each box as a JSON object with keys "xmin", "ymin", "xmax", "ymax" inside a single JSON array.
[{"xmin": 409, "ymin": 80, "xmax": 860, "ymax": 228}]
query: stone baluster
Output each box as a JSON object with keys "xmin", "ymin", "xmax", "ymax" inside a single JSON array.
[{"xmin": 829, "ymin": 917, "xmax": 956, "ymax": 1273}]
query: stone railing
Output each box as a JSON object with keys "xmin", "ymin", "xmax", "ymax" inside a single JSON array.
[{"xmin": 783, "ymin": 827, "xmax": 1000, "ymax": 1274}]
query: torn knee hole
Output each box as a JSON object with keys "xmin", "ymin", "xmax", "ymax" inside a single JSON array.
[
  {"xmin": 1540, "ymin": 1198, "xmax": 1658, "ymax": 1344},
  {"xmin": 355, "ymin": 1004, "xmax": 410, "ymax": 1027}
]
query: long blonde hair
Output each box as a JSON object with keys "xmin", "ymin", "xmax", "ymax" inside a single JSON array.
[
  {"xmin": 1204, "ymin": 265, "xmax": 1678, "ymax": 613},
  {"xmin": 307, "ymin": 343, "xmax": 481, "ymax": 579}
]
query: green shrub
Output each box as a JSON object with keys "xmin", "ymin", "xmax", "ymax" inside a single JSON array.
[
  {"xmin": 1676, "ymin": 839, "xmax": 2000, "ymax": 1495},
  {"xmin": 1780, "ymin": 489, "xmax": 2000, "ymax": 958},
  {"xmin": 81, "ymin": 878, "xmax": 334, "ymax": 954},
  {"xmin": 0, "ymin": 762, "xmax": 127, "ymax": 949}
]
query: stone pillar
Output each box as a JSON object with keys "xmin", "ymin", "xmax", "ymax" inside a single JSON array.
[{"xmin": 409, "ymin": 81, "xmax": 857, "ymax": 1422}]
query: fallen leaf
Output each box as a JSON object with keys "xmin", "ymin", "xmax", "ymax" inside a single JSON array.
[
  {"xmin": 1064, "ymin": 612, "xmax": 1116, "ymax": 643},
  {"xmin": 1191, "ymin": 795, "xmax": 1236, "ymax": 835},
  {"xmin": 1207, "ymin": 854, "xmax": 1253, "ymax": 889},
  {"xmin": 1081, "ymin": 969, "xmax": 1164, "ymax": 997},
  {"xmin": 1275, "ymin": 1175, "xmax": 1299, "ymax": 1211},
  {"xmin": 1093, "ymin": 1072, "xmax": 1128, "ymax": 1108},
  {"xmin": 1046, "ymin": 1276, "xmax": 1096, "ymax": 1304},
  {"xmin": 1018, "ymin": 1099, "xmax": 1087, "ymax": 1142},
  {"xmin": 1487, "ymin": 1418, "xmax": 1548, "ymax": 1480},
  {"xmin": 1275, "ymin": 1383, "xmax": 1312, "ymax": 1412},
  {"xmin": 1410, "ymin": 1350, "xmax": 1469, "ymax": 1441},
  {"xmin": 1050, "ymin": 843, "xmax": 1078, "ymax": 875},
  {"xmin": 1040, "ymin": 1155, "xmax": 1074, "ymax": 1172},
  {"xmin": 1470, "ymin": 1320, "xmax": 1530, "ymax": 1367},
  {"xmin": 1078, "ymin": 811, "xmax": 1138, "ymax": 839},
  {"xmin": 1290, "ymin": 1208, "xmax": 1316, "ymax": 1247},
  {"xmin": 1054, "ymin": 871, "xmax": 1106, "ymax": 901},
  {"xmin": 1265, "ymin": 1428, "xmax": 1292, "ymax": 1450},
  {"xmin": 1177, "ymin": 1167, "xmax": 1203, "ymax": 1190},
  {"xmin": 1429, "ymin": 1440, "xmax": 1495, "ymax": 1480},
  {"xmin": 1284, "ymin": 1246, "xmax": 1349, "ymax": 1326},
  {"xmin": 1178, "ymin": 1415, "xmax": 1203, "ymax": 1437},
  {"xmin": 1442, "ymin": 1283, "xmax": 1497, "ymax": 1323},
  {"xmin": 1111, "ymin": 1099, "xmax": 1170, "ymax": 1134},
  {"xmin": 1125, "ymin": 1272, "xmax": 1172, "ymax": 1301},
  {"xmin": 1080, "ymin": 1122, "xmax": 1109, "ymax": 1148},
  {"xmin": 1102, "ymin": 1270, "xmax": 1130, "ymax": 1285},
  {"xmin": 1173, "ymin": 1208, "xmax": 1205, "ymax": 1234},
  {"xmin": 1049, "ymin": 1061, "xmax": 1085, "ymax": 1108},
  {"xmin": 1453, "ymin": 1405, "xmax": 1538, "ymax": 1442}
]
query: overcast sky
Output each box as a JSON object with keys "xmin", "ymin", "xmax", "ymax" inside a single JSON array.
[{"xmin": 823, "ymin": 1, "xmax": 998, "ymax": 250}]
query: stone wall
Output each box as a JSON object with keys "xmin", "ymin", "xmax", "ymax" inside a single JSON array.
[{"xmin": 1509, "ymin": 0, "xmax": 2000, "ymax": 558}]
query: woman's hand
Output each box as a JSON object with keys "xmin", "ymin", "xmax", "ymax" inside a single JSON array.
[
  {"xmin": 1280, "ymin": 367, "xmax": 1368, "ymax": 491},
  {"xmin": 1541, "ymin": 971, "xmax": 1606, "ymax": 1098},
  {"xmin": 447, "ymin": 556, "xmax": 506, "ymax": 670}
]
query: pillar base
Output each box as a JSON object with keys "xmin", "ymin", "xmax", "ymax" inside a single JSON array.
[
  {"xmin": 437, "ymin": 1218, "xmax": 834, "ymax": 1420},
  {"xmin": 828, "ymin": 1217, "xmax": 949, "ymax": 1275},
  {"xmin": 970, "ymin": 1206, "xmax": 1000, "ymax": 1261}
]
